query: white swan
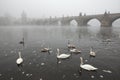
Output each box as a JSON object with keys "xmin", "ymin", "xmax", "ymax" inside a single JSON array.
[
  {"xmin": 90, "ymin": 47, "xmax": 96, "ymax": 57},
  {"xmin": 70, "ymin": 48, "xmax": 81, "ymax": 53},
  {"xmin": 57, "ymin": 48, "xmax": 71, "ymax": 59},
  {"xmin": 80, "ymin": 57, "xmax": 98, "ymax": 71},
  {"xmin": 41, "ymin": 48, "xmax": 50, "ymax": 52},
  {"xmin": 67, "ymin": 40, "xmax": 75, "ymax": 48},
  {"xmin": 16, "ymin": 52, "xmax": 23, "ymax": 64}
]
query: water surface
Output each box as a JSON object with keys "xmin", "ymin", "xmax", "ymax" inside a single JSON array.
[{"xmin": 0, "ymin": 25, "xmax": 120, "ymax": 80}]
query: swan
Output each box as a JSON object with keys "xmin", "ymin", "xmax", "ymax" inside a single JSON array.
[
  {"xmin": 19, "ymin": 38, "xmax": 24, "ymax": 46},
  {"xmin": 90, "ymin": 47, "xmax": 96, "ymax": 57},
  {"xmin": 67, "ymin": 40, "xmax": 75, "ymax": 48},
  {"xmin": 70, "ymin": 48, "xmax": 81, "ymax": 53},
  {"xmin": 16, "ymin": 52, "xmax": 23, "ymax": 64},
  {"xmin": 106, "ymin": 39, "xmax": 111, "ymax": 42},
  {"xmin": 80, "ymin": 57, "xmax": 98, "ymax": 71},
  {"xmin": 56, "ymin": 48, "xmax": 71, "ymax": 59},
  {"xmin": 41, "ymin": 48, "xmax": 51, "ymax": 52}
]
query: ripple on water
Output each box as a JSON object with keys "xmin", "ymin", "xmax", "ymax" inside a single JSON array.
[
  {"xmin": 62, "ymin": 75, "xmax": 66, "ymax": 79},
  {"xmin": 102, "ymin": 70, "xmax": 112, "ymax": 73},
  {"xmin": 0, "ymin": 74, "xmax": 2, "ymax": 76},
  {"xmin": 41, "ymin": 63, "xmax": 45, "ymax": 66},
  {"xmin": 32, "ymin": 50, "xmax": 36, "ymax": 53},
  {"xmin": 100, "ymin": 75, "xmax": 104, "ymax": 78},
  {"xmin": 91, "ymin": 75, "xmax": 95, "ymax": 78},
  {"xmin": 22, "ymin": 72, "xmax": 25, "ymax": 74},
  {"xmin": 10, "ymin": 51, "xmax": 14, "ymax": 53},
  {"xmin": 29, "ymin": 62, "xmax": 32, "ymax": 65},
  {"xmin": 73, "ymin": 73, "xmax": 79, "ymax": 78},
  {"xmin": 58, "ymin": 61, "xmax": 61, "ymax": 64},
  {"xmin": 85, "ymin": 59, "xmax": 88, "ymax": 62},
  {"xmin": 5, "ymin": 54, "xmax": 8, "ymax": 56},
  {"xmin": 30, "ymin": 74, "xmax": 32, "ymax": 76},
  {"xmin": 10, "ymin": 77, "xmax": 13, "ymax": 80},
  {"xmin": 40, "ymin": 78, "xmax": 43, "ymax": 80},
  {"xmin": 26, "ymin": 73, "xmax": 29, "ymax": 77},
  {"xmin": 36, "ymin": 64, "xmax": 39, "ymax": 67},
  {"xmin": 25, "ymin": 73, "xmax": 32, "ymax": 77},
  {"xmin": 73, "ymin": 73, "xmax": 77, "ymax": 76}
]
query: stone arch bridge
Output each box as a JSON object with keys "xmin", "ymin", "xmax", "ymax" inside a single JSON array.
[{"xmin": 40, "ymin": 12, "xmax": 120, "ymax": 27}]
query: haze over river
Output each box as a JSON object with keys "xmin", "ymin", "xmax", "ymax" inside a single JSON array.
[{"xmin": 0, "ymin": 25, "xmax": 120, "ymax": 80}]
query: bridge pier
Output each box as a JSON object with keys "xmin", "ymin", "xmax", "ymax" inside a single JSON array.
[
  {"xmin": 77, "ymin": 22, "xmax": 88, "ymax": 26},
  {"xmin": 61, "ymin": 23, "xmax": 70, "ymax": 26},
  {"xmin": 61, "ymin": 20, "xmax": 70, "ymax": 26},
  {"xmin": 100, "ymin": 16, "xmax": 112, "ymax": 27},
  {"xmin": 100, "ymin": 21, "xmax": 112, "ymax": 27},
  {"xmin": 77, "ymin": 19, "xmax": 88, "ymax": 26}
]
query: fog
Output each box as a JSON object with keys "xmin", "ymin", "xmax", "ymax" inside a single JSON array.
[{"xmin": 0, "ymin": 0, "xmax": 120, "ymax": 18}]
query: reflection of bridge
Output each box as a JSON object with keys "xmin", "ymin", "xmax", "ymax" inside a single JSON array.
[{"xmin": 40, "ymin": 12, "xmax": 120, "ymax": 27}]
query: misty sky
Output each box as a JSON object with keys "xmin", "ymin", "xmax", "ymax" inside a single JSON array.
[{"xmin": 0, "ymin": 0, "xmax": 120, "ymax": 18}]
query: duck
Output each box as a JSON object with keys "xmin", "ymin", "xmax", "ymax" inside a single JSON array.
[
  {"xmin": 16, "ymin": 52, "xmax": 23, "ymax": 65},
  {"xmin": 56, "ymin": 48, "xmax": 71, "ymax": 59},
  {"xmin": 90, "ymin": 47, "xmax": 96, "ymax": 57},
  {"xmin": 70, "ymin": 48, "xmax": 81, "ymax": 53},
  {"xmin": 67, "ymin": 40, "xmax": 75, "ymax": 48},
  {"xmin": 80, "ymin": 57, "xmax": 98, "ymax": 71}
]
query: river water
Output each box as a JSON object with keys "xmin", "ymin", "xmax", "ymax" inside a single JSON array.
[{"xmin": 0, "ymin": 25, "xmax": 120, "ymax": 80}]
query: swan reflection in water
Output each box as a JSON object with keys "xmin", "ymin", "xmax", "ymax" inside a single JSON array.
[
  {"xmin": 56, "ymin": 56, "xmax": 71, "ymax": 64},
  {"xmin": 17, "ymin": 63, "xmax": 23, "ymax": 71},
  {"xmin": 19, "ymin": 37, "xmax": 25, "ymax": 47}
]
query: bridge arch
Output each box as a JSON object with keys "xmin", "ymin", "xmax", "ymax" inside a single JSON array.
[
  {"xmin": 70, "ymin": 19, "xmax": 78, "ymax": 26},
  {"xmin": 112, "ymin": 17, "xmax": 120, "ymax": 26},
  {"xmin": 87, "ymin": 18, "xmax": 101, "ymax": 26}
]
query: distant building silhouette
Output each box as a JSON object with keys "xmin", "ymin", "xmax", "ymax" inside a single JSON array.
[
  {"xmin": 79, "ymin": 12, "xmax": 82, "ymax": 16},
  {"xmin": 21, "ymin": 11, "xmax": 27, "ymax": 24}
]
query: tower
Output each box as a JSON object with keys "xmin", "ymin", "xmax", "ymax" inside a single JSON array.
[{"xmin": 21, "ymin": 11, "xmax": 27, "ymax": 24}]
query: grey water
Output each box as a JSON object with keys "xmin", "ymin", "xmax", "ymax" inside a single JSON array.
[{"xmin": 0, "ymin": 25, "xmax": 120, "ymax": 80}]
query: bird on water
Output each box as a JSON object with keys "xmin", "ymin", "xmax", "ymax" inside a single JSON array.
[
  {"xmin": 80, "ymin": 57, "xmax": 98, "ymax": 71},
  {"xmin": 16, "ymin": 52, "xmax": 23, "ymax": 65},
  {"xmin": 56, "ymin": 48, "xmax": 71, "ymax": 59}
]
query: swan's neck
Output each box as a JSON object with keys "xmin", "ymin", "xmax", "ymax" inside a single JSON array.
[
  {"xmin": 90, "ymin": 48, "xmax": 93, "ymax": 52},
  {"xmin": 68, "ymin": 40, "xmax": 70, "ymax": 45},
  {"xmin": 57, "ymin": 49, "xmax": 60, "ymax": 56},
  {"xmin": 23, "ymin": 38, "xmax": 24, "ymax": 42},
  {"xmin": 80, "ymin": 57, "xmax": 84, "ymax": 65},
  {"xmin": 18, "ymin": 52, "xmax": 21, "ymax": 58}
]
